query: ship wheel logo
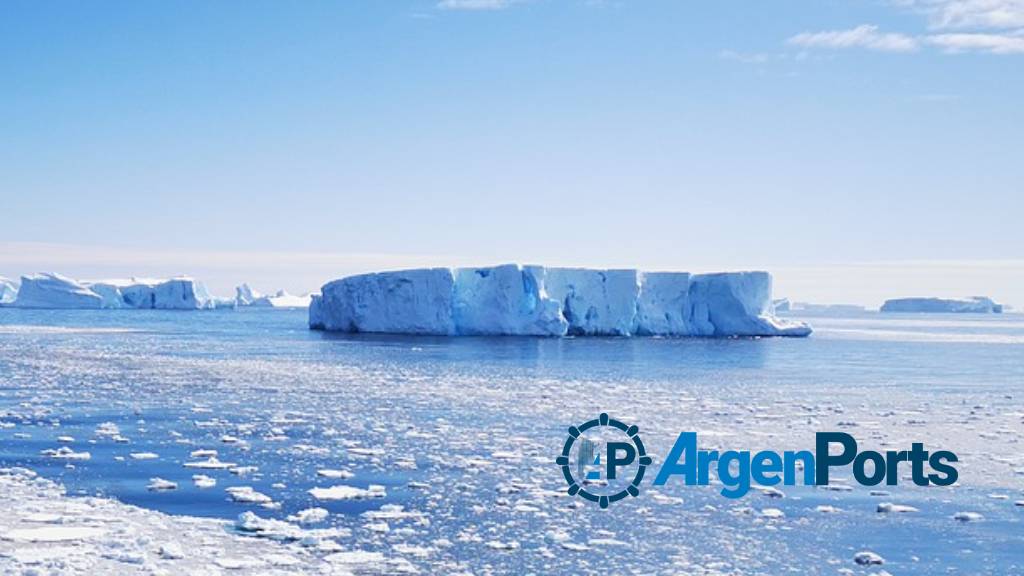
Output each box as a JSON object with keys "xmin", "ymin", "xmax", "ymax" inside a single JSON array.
[{"xmin": 556, "ymin": 413, "xmax": 651, "ymax": 508}]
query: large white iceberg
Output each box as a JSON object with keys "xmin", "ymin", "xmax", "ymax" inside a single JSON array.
[
  {"xmin": 881, "ymin": 296, "xmax": 1003, "ymax": 314},
  {"xmin": 312, "ymin": 264, "xmax": 811, "ymax": 337},
  {"xmin": 12, "ymin": 273, "xmax": 103, "ymax": 309}
]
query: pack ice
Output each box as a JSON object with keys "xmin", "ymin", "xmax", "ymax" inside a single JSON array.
[
  {"xmin": 310, "ymin": 264, "xmax": 811, "ymax": 337},
  {"xmin": 8, "ymin": 273, "xmax": 217, "ymax": 310}
]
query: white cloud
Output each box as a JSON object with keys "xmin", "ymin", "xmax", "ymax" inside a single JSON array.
[
  {"xmin": 927, "ymin": 31, "xmax": 1024, "ymax": 52},
  {"xmin": 898, "ymin": 0, "xmax": 1024, "ymax": 30},
  {"xmin": 788, "ymin": 23, "xmax": 1024, "ymax": 55},
  {"xmin": 788, "ymin": 25, "xmax": 920, "ymax": 52},
  {"xmin": 437, "ymin": 0, "xmax": 514, "ymax": 10}
]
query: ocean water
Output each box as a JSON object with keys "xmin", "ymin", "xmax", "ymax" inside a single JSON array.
[{"xmin": 0, "ymin": 308, "xmax": 1022, "ymax": 574}]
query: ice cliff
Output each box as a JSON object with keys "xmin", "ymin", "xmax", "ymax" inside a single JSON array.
[
  {"xmin": 311, "ymin": 264, "xmax": 811, "ymax": 337},
  {"xmin": 881, "ymin": 296, "xmax": 1003, "ymax": 314}
]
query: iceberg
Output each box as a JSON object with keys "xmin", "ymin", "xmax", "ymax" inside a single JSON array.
[
  {"xmin": 881, "ymin": 296, "xmax": 1003, "ymax": 314},
  {"xmin": 11, "ymin": 273, "xmax": 103, "ymax": 309},
  {"xmin": 0, "ymin": 276, "xmax": 18, "ymax": 304},
  {"xmin": 235, "ymin": 283, "xmax": 260, "ymax": 307},
  {"xmin": 312, "ymin": 264, "xmax": 811, "ymax": 338},
  {"xmin": 235, "ymin": 284, "xmax": 311, "ymax": 308}
]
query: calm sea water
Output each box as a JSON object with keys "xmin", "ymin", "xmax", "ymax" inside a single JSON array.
[{"xmin": 0, "ymin": 308, "xmax": 1022, "ymax": 574}]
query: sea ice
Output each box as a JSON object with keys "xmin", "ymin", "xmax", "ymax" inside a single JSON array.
[
  {"xmin": 308, "ymin": 484, "xmax": 387, "ymax": 501},
  {"xmin": 40, "ymin": 446, "xmax": 91, "ymax": 460},
  {"xmin": 147, "ymin": 477, "xmax": 177, "ymax": 491},
  {"xmin": 854, "ymin": 551, "xmax": 885, "ymax": 565},
  {"xmin": 226, "ymin": 486, "xmax": 274, "ymax": 505}
]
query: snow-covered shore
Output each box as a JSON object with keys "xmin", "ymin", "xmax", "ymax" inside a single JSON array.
[{"xmin": 0, "ymin": 468, "xmax": 407, "ymax": 575}]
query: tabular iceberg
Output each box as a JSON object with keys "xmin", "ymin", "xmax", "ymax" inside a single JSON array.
[
  {"xmin": 881, "ymin": 296, "xmax": 1003, "ymax": 314},
  {"xmin": 12, "ymin": 273, "xmax": 103, "ymax": 309},
  {"xmin": 311, "ymin": 264, "xmax": 811, "ymax": 338}
]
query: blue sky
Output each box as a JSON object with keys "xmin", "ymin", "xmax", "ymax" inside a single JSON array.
[{"xmin": 1, "ymin": 1, "xmax": 1022, "ymax": 305}]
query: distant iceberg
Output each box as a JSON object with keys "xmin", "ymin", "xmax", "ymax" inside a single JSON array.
[
  {"xmin": 881, "ymin": 296, "xmax": 1003, "ymax": 314},
  {"xmin": 311, "ymin": 264, "xmax": 811, "ymax": 338},
  {"xmin": 96, "ymin": 278, "xmax": 216, "ymax": 310},
  {"xmin": 5, "ymin": 274, "xmax": 217, "ymax": 310},
  {"xmin": 11, "ymin": 273, "xmax": 103, "ymax": 309},
  {"xmin": 235, "ymin": 284, "xmax": 311, "ymax": 308}
]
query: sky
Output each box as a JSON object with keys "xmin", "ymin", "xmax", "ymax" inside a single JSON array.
[{"xmin": 1, "ymin": 0, "xmax": 1022, "ymax": 307}]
